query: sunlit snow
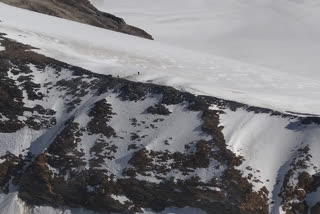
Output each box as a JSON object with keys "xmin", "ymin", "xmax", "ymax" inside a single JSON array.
[{"xmin": 0, "ymin": 3, "xmax": 320, "ymax": 114}]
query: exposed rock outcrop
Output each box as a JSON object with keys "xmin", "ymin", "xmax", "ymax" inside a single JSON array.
[
  {"xmin": 0, "ymin": 0, "xmax": 153, "ymax": 39},
  {"xmin": 0, "ymin": 33, "xmax": 319, "ymax": 214},
  {"xmin": 0, "ymin": 33, "xmax": 269, "ymax": 214}
]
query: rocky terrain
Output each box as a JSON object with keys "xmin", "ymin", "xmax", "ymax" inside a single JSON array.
[
  {"xmin": 0, "ymin": 0, "xmax": 153, "ymax": 40},
  {"xmin": 0, "ymin": 33, "xmax": 268, "ymax": 214},
  {"xmin": 0, "ymin": 31, "xmax": 320, "ymax": 214}
]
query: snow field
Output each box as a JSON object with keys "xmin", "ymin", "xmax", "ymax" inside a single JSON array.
[{"xmin": 1, "ymin": 3, "xmax": 320, "ymax": 114}]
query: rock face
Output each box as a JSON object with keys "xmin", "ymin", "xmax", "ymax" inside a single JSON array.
[
  {"xmin": 0, "ymin": 34, "xmax": 320, "ymax": 213},
  {"xmin": 0, "ymin": 33, "xmax": 270, "ymax": 214},
  {"xmin": 312, "ymin": 203, "xmax": 320, "ymax": 214},
  {"xmin": 0, "ymin": 0, "xmax": 153, "ymax": 40},
  {"xmin": 274, "ymin": 143, "xmax": 320, "ymax": 214}
]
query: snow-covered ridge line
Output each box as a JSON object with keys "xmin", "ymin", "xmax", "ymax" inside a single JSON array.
[
  {"xmin": 0, "ymin": 34, "xmax": 270, "ymax": 214},
  {"xmin": 0, "ymin": 26, "xmax": 320, "ymax": 214},
  {"xmin": 0, "ymin": 0, "xmax": 153, "ymax": 39},
  {"xmin": 0, "ymin": 2, "xmax": 320, "ymax": 214},
  {"xmin": 0, "ymin": 3, "xmax": 320, "ymax": 115},
  {"xmin": 220, "ymin": 108, "xmax": 320, "ymax": 213}
]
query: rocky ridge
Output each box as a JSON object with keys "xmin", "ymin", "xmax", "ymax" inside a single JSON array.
[
  {"xmin": 0, "ymin": 0, "xmax": 153, "ymax": 40},
  {"xmin": 0, "ymin": 34, "xmax": 319, "ymax": 214}
]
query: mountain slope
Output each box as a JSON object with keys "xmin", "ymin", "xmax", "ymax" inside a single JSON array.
[
  {"xmin": 0, "ymin": 0, "xmax": 153, "ymax": 40},
  {"xmin": 90, "ymin": 0, "xmax": 320, "ymax": 77},
  {"xmin": 0, "ymin": 33, "xmax": 269, "ymax": 214},
  {"xmin": 0, "ymin": 2, "xmax": 320, "ymax": 214},
  {"xmin": 0, "ymin": 32, "xmax": 320, "ymax": 214},
  {"xmin": 1, "ymin": 2, "xmax": 320, "ymax": 115}
]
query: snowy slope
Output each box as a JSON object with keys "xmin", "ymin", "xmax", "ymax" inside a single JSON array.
[
  {"xmin": 91, "ymin": 0, "xmax": 320, "ymax": 79},
  {"xmin": 0, "ymin": 3, "xmax": 320, "ymax": 115},
  {"xmin": 0, "ymin": 2, "xmax": 320, "ymax": 214},
  {"xmin": 220, "ymin": 108, "xmax": 320, "ymax": 213},
  {"xmin": 0, "ymin": 34, "xmax": 225, "ymax": 213}
]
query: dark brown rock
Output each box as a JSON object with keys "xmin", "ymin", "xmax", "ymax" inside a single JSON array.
[
  {"xmin": 0, "ymin": 33, "xmax": 287, "ymax": 214},
  {"xmin": 146, "ymin": 103, "xmax": 171, "ymax": 116},
  {"xmin": 87, "ymin": 99, "xmax": 116, "ymax": 138},
  {"xmin": 0, "ymin": 0, "xmax": 153, "ymax": 40},
  {"xmin": 312, "ymin": 202, "xmax": 320, "ymax": 214}
]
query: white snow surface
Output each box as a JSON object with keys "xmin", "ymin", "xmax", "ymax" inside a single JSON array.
[
  {"xmin": 306, "ymin": 188, "xmax": 320, "ymax": 214},
  {"xmin": 0, "ymin": 2, "xmax": 320, "ymax": 214},
  {"xmin": 0, "ymin": 3, "xmax": 320, "ymax": 115},
  {"xmin": 71, "ymin": 93, "xmax": 213, "ymax": 183},
  {"xmin": 220, "ymin": 108, "xmax": 320, "ymax": 213},
  {"xmin": 110, "ymin": 194, "xmax": 131, "ymax": 205},
  {"xmin": 91, "ymin": 0, "xmax": 320, "ymax": 79}
]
